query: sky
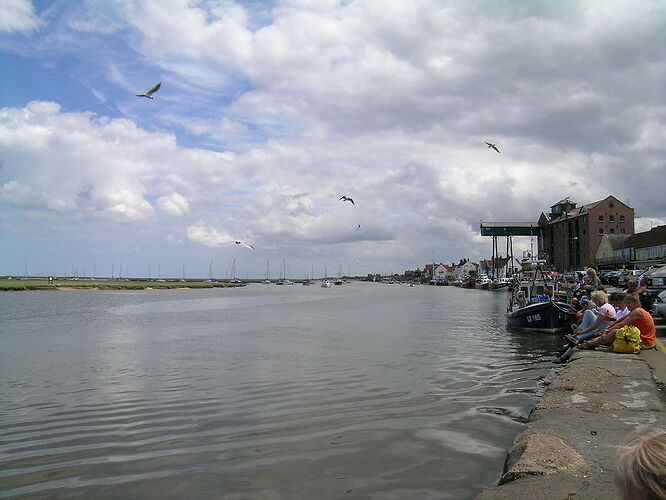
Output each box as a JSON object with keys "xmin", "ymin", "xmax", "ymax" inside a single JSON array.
[{"xmin": 1, "ymin": 0, "xmax": 665, "ymax": 279}]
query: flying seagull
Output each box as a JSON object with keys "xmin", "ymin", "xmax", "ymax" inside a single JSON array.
[
  {"xmin": 340, "ymin": 196, "xmax": 354, "ymax": 205},
  {"xmin": 355, "ymin": 224, "xmax": 361, "ymax": 230},
  {"xmin": 485, "ymin": 142, "xmax": 500, "ymax": 154},
  {"xmin": 136, "ymin": 82, "xmax": 162, "ymax": 99},
  {"xmin": 218, "ymin": 240, "xmax": 255, "ymax": 249}
]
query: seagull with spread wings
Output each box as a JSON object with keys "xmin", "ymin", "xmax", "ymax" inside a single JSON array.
[
  {"xmin": 485, "ymin": 142, "xmax": 500, "ymax": 154},
  {"xmin": 218, "ymin": 240, "xmax": 255, "ymax": 249},
  {"xmin": 340, "ymin": 196, "xmax": 354, "ymax": 205},
  {"xmin": 136, "ymin": 82, "xmax": 162, "ymax": 99},
  {"xmin": 355, "ymin": 225, "xmax": 361, "ymax": 231}
]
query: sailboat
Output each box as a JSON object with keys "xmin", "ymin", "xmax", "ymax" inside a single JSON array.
[
  {"xmin": 262, "ymin": 260, "xmax": 271, "ymax": 284},
  {"xmin": 229, "ymin": 258, "xmax": 243, "ymax": 283},
  {"xmin": 334, "ymin": 263, "xmax": 343, "ymax": 285},
  {"xmin": 321, "ymin": 264, "xmax": 331, "ymax": 287},
  {"xmin": 276, "ymin": 258, "xmax": 294, "ymax": 285}
]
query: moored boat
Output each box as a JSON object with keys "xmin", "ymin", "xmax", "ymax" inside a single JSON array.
[
  {"xmin": 506, "ymin": 253, "xmax": 575, "ymax": 333},
  {"xmin": 506, "ymin": 299, "xmax": 575, "ymax": 333},
  {"xmin": 489, "ymin": 277, "xmax": 511, "ymax": 291}
]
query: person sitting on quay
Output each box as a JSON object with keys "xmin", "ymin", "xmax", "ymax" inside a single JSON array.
[
  {"xmin": 552, "ymin": 290, "xmax": 617, "ymax": 364},
  {"xmin": 625, "ymin": 277, "xmax": 655, "ymax": 312},
  {"xmin": 610, "ymin": 291, "xmax": 630, "ymax": 321},
  {"xmin": 578, "ymin": 293, "xmax": 656, "ymax": 350},
  {"xmin": 581, "ymin": 267, "xmax": 601, "ymax": 295}
]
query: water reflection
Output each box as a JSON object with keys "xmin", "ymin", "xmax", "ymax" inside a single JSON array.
[{"xmin": 0, "ymin": 284, "xmax": 560, "ymax": 499}]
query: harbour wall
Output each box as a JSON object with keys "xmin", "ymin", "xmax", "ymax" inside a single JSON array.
[{"xmin": 476, "ymin": 318, "xmax": 666, "ymax": 500}]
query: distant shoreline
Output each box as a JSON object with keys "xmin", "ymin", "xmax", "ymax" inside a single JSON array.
[{"xmin": 0, "ymin": 279, "xmax": 247, "ymax": 291}]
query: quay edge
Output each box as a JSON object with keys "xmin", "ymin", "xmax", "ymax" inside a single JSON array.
[{"xmin": 476, "ymin": 322, "xmax": 666, "ymax": 500}]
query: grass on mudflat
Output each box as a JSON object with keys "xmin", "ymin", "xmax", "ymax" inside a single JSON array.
[{"xmin": 0, "ymin": 279, "xmax": 246, "ymax": 291}]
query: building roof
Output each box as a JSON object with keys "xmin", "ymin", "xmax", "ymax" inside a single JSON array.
[
  {"xmin": 624, "ymin": 225, "xmax": 666, "ymax": 249},
  {"xmin": 547, "ymin": 205, "xmax": 588, "ymax": 223},
  {"xmin": 546, "ymin": 195, "xmax": 634, "ymax": 225},
  {"xmin": 584, "ymin": 195, "xmax": 632, "ymax": 212},
  {"xmin": 551, "ymin": 197, "xmax": 576, "ymax": 207},
  {"xmin": 605, "ymin": 234, "xmax": 630, "ymax": 250}
]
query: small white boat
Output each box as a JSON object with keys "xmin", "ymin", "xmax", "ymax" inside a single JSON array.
[{"xmin": 321, "ymin": 280, "xmax": 331, "ymax": 288}]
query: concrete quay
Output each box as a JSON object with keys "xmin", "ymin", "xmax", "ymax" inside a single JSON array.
[{"xmin": 476, "ymin": 318, "xmax": 666, "ymax": 500}]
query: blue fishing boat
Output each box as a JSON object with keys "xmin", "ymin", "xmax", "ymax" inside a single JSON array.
[
  {"xmin": 506, "ymin": 254, "xmax": 575, "ymax": 333},
  {"xmin": 506, "ymin": 299, "xmax": 576, "ymax": 333}
]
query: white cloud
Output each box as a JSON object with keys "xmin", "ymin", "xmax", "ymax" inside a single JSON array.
[
  {"xmin": 2, "ymin": 1, "xmax": 666, "ymax": 277},
  {"xmin": 0, "ymin": 0, "xmax": 41, "ymax": 33},
  {"xmin": 186, "ymin": 223, "xmax": 234, "ymax": 248},
  {"xmin": 157, "ymin": 192, "xmax": 189, "ymax": 216},
  {"xmin": 0, "ymin": 101, "xmax": 239, "ymax": 222},
  {"xmin": 635, "ymin": 218, "xmax": 665, "ymax": 233}
]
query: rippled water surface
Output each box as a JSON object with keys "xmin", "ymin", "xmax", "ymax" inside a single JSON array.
[{"xmin": 0, "ymin": 283, "xmax": 565, "ymax": 499}]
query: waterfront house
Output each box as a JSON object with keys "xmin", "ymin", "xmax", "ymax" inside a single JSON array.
[
  {"xmin": 454, "ymin": 259, "xmax": 478, "ymax": 279},
  {"xmin": 435, "ymin": 264, "xmax": 454, "ymax": 281}
]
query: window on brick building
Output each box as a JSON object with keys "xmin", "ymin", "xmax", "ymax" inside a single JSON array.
[
  {"xmin": 620, "ymin": 215, "xmax": 625, "ymax": 223},
  {"xmin": 599, "ymin": 227, "xmax": 604, "ymax": 234},
  {"xmin": 598, "ymin": 215, "xmax": 604, "ymax": 222},
  {"xmin": 609, "ymin": 215, "xmax": 615, "ymax": 222},
  {"xmin": 609, "ymin": 202, "xmax": 614, "ymax": 208},
  {"xmin": 610, "ymin": 228, "xmax": 615, "ymax": 234}
]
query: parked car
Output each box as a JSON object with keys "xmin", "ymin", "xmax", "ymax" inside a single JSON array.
[
  {"xmin": 605, "ymin": 270, "xmax": 623, "ymax": 286},
  {"xmin": 599, "ymin": 270, "xmax": 615, "ymax": 285},
  {"xmin": 651, "ymin": 290, "xmax": 666, "ymax": 320},
  {"xmin": 642, "ymin": 265, "xmax": 666, "ymax": 289},
  {"xmin": 618, "ymin": 269, "xmax": 642, "ymax": 286}
]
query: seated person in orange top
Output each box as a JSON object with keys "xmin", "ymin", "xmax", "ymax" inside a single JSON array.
[{"xmin": 580, "ymin": 293, "xmax": 656, "ymax": 349}]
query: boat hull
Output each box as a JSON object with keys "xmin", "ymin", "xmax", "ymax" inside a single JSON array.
[{"xmin": 506, "ymin": 300, "xmax": 575, "ymax": 334}]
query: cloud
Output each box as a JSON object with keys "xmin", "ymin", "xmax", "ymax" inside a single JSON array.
[
  {"xmin": 186, "ymin": 222, "xmax": 233, "ymax": 248},
  {"xmin": 0, "ymin": 0, "xmax": 41, "ymax": 33},
  {"xmin": 2, "ymin": 1, "xmax": 666, "ymax": 277},
  {"xmin": 157, "ymin": 192, "xmax": 189, "ymax": 216},
  {"xmin": 0, "ymin": 101, "xmax": 239, "ymax": 222}
]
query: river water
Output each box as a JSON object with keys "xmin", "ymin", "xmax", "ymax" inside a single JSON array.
[{"xmin": 0, "ymin": 283, "xmax": 565, "ymax": 499}]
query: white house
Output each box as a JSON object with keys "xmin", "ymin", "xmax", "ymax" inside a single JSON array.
[{"xmin": 454, "ymin": 260, "xmax": 478, "ymax": 279}]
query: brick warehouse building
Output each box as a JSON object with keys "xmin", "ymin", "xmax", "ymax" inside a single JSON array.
[{"xmin": 538, "ymin": 196, "xmax": 635, "ymax": 272}]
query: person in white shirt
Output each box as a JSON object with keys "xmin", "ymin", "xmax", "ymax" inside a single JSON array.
[
  {"xmin": 610, "ymin": 292, "xmax": 630, "ymax": 321},
  {"xmin": 553, "ymin": 290, "xmax": 616, "ymax": 364}
]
